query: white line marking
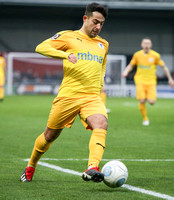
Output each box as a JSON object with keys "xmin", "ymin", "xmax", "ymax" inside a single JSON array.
[
  {"xmin": 24, "ymin": 159, "xmax": 174, "ymax": 200},
  {"xmin": 38, "ymin": 158, "xmax": 174, "ymax": 162},
  {"xmin": 38, "ymin": 161, "xmax": 82, "ymax": 176},
  {"xmin": 122, "ymin": 185, "xmax": 174, "ymax": 200}
]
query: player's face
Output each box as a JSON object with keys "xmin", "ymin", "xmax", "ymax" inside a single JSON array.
[
  {"xmin": 83, "ymin": 12, "xmax": 105, "ymax": 38},
  {"xmin": 141, "ymin": 39, "xmax": 152, "ymax": 53}
]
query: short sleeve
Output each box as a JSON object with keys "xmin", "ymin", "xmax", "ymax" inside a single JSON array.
[
  {"xmin": 130, "ymin": 53, "xmax": 137, "ymax": 66},
  {"xmin": 156, "ymin": 54, "xmax": 164, "ymax": 66},
  {"xmin": 35, "ymin": 31, "xmax": 71, "ymax": 59},
  {"xmin": 46, "ymin": 31, "xmax": 70, "ymax": 51}
]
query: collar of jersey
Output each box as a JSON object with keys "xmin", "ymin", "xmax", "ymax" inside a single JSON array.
[{"xmin": 141, "ymin": 49, "xmax": 152, "ymax": 55}]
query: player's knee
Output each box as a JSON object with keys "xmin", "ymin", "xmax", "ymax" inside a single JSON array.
[
  {"xmin": 92, "ymin": 118, "xmax": 108, "ymax": 130},
  {"xmin": 44, "ymin": 127, "xmax": 62, "ymax": 142},
  {"xmin": 87, "ymin": 114, "xmax": 108, "ymax": 130},
  {"xmin": 148, "ymin": 100, "xmax": 155, "ymax": 105},
  {"xmin": 139, "ymin": 99, "xmax": 146, "ymax": 104},
  {"xmin": 102, "ymin": 122, "xmax": 108, "ymax": 130},
  {"xmin": 99, "ymin": 119, "xmax": 108, "ymax": 130}
]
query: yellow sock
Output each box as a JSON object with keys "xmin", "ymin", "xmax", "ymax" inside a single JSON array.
[
  {"xmin": 100, "ymin": 91, "xmax": 106, "ymax": 105},
  {"xmin": 28, "ymin": 133, "xmax": 52, "ymax": 168},
  {"xmin": 138, "ymin": 102, "xmax": 148, "ymax": 121},
  {"xmin": 88, "ymin": 129, "xmax": 107, "ymax": 168},
  {"xmin": 0, "ymin": 87, "xmax": 4, "ymax": 99}
]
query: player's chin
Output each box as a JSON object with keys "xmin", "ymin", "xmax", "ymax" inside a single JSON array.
[
  {"xmin": 90, "ymin": 31, "xmax": 98, "ymax": 38},
  {"xmin": 91, "ymin": 33, "xmax": 97, "ymax": 38}
]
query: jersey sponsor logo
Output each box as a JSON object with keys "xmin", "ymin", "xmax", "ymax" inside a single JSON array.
[
  {"xmin": 77, "ymin": 52, "xmax": 103, "ymax": 63},
  {"xmin": 139, "ymin": 65, "xmax": 151, "ymax": 69},
  {"xmin": 149, "ymin": 57, "xmax": 154, "ymax": 62},
  {"xmin": 51, "ymin": 33, "xmax": 60, "ymax": 40},
  {"xmin": 98, "ymin": 42, "xmax": 104, "ymax": 49}
]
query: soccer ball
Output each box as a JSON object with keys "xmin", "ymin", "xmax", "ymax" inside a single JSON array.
[{"xmin": 101, "ymin": 160, "xmax": 128, "ymax": 188}]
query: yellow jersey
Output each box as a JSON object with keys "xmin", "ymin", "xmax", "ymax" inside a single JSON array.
[
  {"xmin": 36, "ymin": 30, "xmax": 109, "ymax": 97},
  {"xmin": 0, "ymin": 56, "xmax": 5, "ymax": 84},
  {"xmin": 130, "ymin": 49, "xmax": 164, "ymax": 85}
]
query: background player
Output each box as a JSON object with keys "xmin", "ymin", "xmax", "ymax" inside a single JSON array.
[
  {"xmin": 20, "ymin": 3, "xmax": 109, "ymax": 183},
  {"xmin": 0, "ymin": 53, "xmax": 5, "ymax": 101},
  {"xmin": 122, "ymin": 37, "xmax": 174, "ymax": 126}
]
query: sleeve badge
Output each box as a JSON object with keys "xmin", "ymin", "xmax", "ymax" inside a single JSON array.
[
  {"xmin": 98, "ymin": 42, "xmax": 104, "ymax": 49},
  {"xmin": 51, "ymin": 33, "xmax": 61, "ymax": 40}
]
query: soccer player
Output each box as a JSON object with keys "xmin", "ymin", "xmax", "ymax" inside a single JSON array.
[
  {"xmin": 0, "ymin": 53, "xmax": 5, "ymax": 101},
  {"xmin": 122, "ymin": 37, "xmax": 174, "ymax": 126},
  {"xmin": 20, "ymin": 3, "xmax": 109, "ymax": 183}
]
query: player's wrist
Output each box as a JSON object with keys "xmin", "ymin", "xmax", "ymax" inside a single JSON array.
[{"xmin": 66, "ymin": 53, "xmax": 72, "ymax": 59}]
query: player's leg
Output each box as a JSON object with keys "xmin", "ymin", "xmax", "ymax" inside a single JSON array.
[
  {"xmin": 82, "ymin": 114, "xmax": 107, "ymax": 182},
  {"xmin": 136, "ymin": 84, "xmax": 149, "ymax": 125},
  {"xmin": 28, "ymin": 127, "xmax": 62, "ymax": 168},
  {"xmin": 147, "ymin": 85, "xmax": 156, "ymax": 106},
  {"xmin": 87, "ymin": 114, "xmax": 107, "ymax": 166},
  {"xmin": 139, "ymin": 99, "xmax": 149, "ymax": 125},
  {"xmin": 80, "ymin": 96, "xmax": 108, "ymax": 182},
  {"xmin": 147, "ymin": 99, "xmax": 155, "ymax": 105},
  {"xmin": 144, "ymin": 85, "xmax": 156, "ymax": 125},
  {"xmin": 20, "ymin": 128, "xmax": 62, "ymax": 182},
  {"xmin": 20, "ymin": 97, "xmax": 80, "ymax": 182}
]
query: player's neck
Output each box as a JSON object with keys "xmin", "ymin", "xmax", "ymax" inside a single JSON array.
[
  {"xmin": 143, "ymin": 49, "xmax": 150, "ymax": 54},
  {"xmin": 79, "ymin": 27, "xmax": 92, "ymax": 38}
]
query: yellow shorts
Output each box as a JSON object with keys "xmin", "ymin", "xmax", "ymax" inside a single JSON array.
[
  {"xmin": 136, "ymin": 84, "xmax": 156, "ymax": 100},
  {"xmin": 47, "ymin": 95, "xmax": 108, "ymax": 130}
]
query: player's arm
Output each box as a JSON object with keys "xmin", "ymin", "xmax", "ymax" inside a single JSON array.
[
  {"xmin": 35, "ymin": 33, "xmax": 77, "ymax": 64},
  {"xmin": 122, "ymin": 63, "xmax": 134, "ymax": 78},
  {"xmin": 160, "ymin": 64, "xmax": 174, "ymax": 87},
  {"xmin": 122, "ymin": 53, "xmax": 136, "ymax": 78},
  {"xmin": 157, "ymin": 54, "xmax": 174, "ymax": 87}
]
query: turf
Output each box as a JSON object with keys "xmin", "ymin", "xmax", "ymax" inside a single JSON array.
[{"xmin": 0, "ymin": 95, "xmax": 174, "ymax": 200}]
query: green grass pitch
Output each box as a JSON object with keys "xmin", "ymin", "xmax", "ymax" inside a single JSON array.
[{"xmin": 0, "ymin": 95, "xmax": 174, "ymax": 200}]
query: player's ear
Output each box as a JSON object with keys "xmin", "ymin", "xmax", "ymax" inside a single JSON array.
[{"xmin": 83, "ymin": 15, "xmax": 88, "ymax": 22}]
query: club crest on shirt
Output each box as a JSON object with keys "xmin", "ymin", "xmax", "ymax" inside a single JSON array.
[
  {"xmin": 149, "ymin": 57, "xmax": 154, "ymax": 62},
  {"xmin": 98, "ymin": 42, "xmax": 104, "ymax": 49},
  {"xmin": 51, "ymin": 33, "xmax": 60, "ymax": 40}
]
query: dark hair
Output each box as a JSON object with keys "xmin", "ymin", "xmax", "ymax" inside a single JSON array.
[{"xmin": 85, "ymin": 2, "xmax": 108, "ymax": 19}]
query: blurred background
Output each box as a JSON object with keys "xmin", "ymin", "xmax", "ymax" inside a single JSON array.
[{"xmin": 0, "ymin": 0, "xmax": 174, "ymax": 97}]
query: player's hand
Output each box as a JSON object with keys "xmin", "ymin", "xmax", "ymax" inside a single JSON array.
[
  {"xmin": 68, "ymin": 53, "xmax": 77, "ymax": 64},
  {"xmin": 168, "ymin": 78, "xmax": 174, "ymax": 87},
  {"xmin": 122, "ymin": 71, "xmax": 128, "ymax": 78}
]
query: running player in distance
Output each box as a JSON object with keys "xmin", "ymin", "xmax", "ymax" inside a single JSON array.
[
  {"xmin": 122, "ymin": 38, "xmax": 174, "ymax": 126},
  {"xmin": 20, "ymin": 3, "xmax": 109, "ymax": 183},
  {"xmin": 0, "ymin": 53, "xmax": 5, "ymax": 101}
]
